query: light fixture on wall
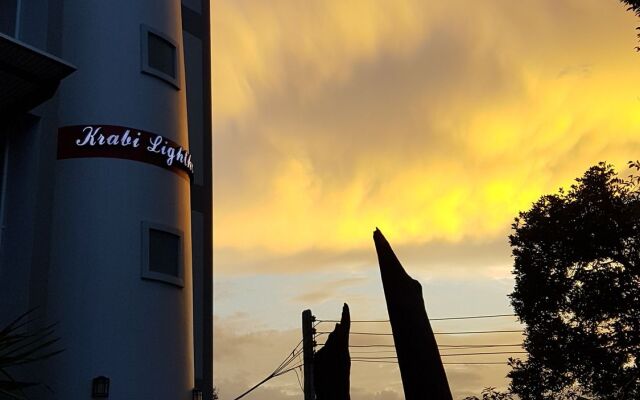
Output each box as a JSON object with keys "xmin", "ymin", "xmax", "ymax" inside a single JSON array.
[{"xmin": 91, "ymin": 376, "xmax": 110, "ymax": 398}]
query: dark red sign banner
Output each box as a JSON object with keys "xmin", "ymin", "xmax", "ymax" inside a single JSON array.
[{"xmin": 57, "ymin": 125, "xmax": 194, "ymax": 180}]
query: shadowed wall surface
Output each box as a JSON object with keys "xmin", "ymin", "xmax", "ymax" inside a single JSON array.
[
  {"xmin": 314, "ymin": 303, "xmax": 351, "ymax": 400},
  {"xmin": 374, "ymin": 229, "xmax": 452, "ymax": 400}
]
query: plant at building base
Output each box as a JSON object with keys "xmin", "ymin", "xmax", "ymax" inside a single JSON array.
[
  {"xmin": 508, "ymin": 161, "xmax": 640, "ymax": 399},
  {"xmin": 0, "ymin": 310, "xmax": 62, "ymax": 399},
  {"xmin": 212, "ymin": 386, "xmax": 219, "ymax": 400}
]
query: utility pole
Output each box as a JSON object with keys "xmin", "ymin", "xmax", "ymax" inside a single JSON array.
[{"xmin": 302, "ymin": 309, "xmax": 316, "ymax": 400}]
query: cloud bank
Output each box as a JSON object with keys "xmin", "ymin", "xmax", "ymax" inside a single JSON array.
[{"xmin": 213, "ymin": 0, "xmax": 640, "ymax": 273}]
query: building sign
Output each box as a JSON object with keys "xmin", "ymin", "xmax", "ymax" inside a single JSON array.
[{"xmin": 58, "ymin": 125, "xmax": 194, "ymax": 179}]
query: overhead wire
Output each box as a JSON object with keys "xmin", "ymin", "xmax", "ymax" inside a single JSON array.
[
  {"xmin": 316, "ymin": 313, "xmax": 518, "ymax": 323},
  {"xmin": 439, "ymin": 344, "xmax": 523, "ymax": 348},
  {"xmin": 293, "ymin": 342, "xmax": 305, "ymax": 393},
  {"xmin": 293, "ymin": 365, "xmax": 304, "ymax": 392},
  {"xmin": 319, "ymin": 343, "xmax": 524, "ymax": 349},
  {"xmin": 433, "ymin": 329, "xmax": 523, "ymax": 335},
  {"xmin": 351, "ymin": 360, "xmax": 509, "ymax": 365},
  {"xmin": 441, "ymin": 351, "xmax": 528, "ymax": 357},
  {"xmin": 350, "ymin": 351, "xmax": 528, "ymax": 359},
  {"xmin": 231, "ymin": 341, "xmax": 304, "ymax": 400},
  {"xmin": 274, "ymin": 364, "xmax": 304, "ymax": 377},
  {"xmin": 274, "ymin": 348, "xmax": 303, "ymax": 376},
  {"xmin": 234, "ymin": 312, "xmax": 525, "ymax": 399},
  {"xmin": 316, "ymin": 329, "xmax": 524, "ymax": 336},
  {"xmin": 350, "ymin": 344, "xmax": 523, "ymax": 354},
  {"xmin": 273, "ymin": 344, "xmax": 303, "ymax": 376}
]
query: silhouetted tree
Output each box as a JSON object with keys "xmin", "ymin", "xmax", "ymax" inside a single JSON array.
[
  {"xmin": 620, "ymin": 0, "xmax": 640, "ymax": 50},
  {"xmin": 462, "ymin": 387, "xmax": 514, "ymax": 400},
  {"xmin": 508, "ymin": 161, "xmax": 640, "ymax": 399},
  {"xmin": 621, "ymin": 0, "xmax": 640, "ymax": 16}
]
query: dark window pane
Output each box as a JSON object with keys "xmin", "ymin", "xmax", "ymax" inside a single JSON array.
[
  {"xmin": 148, "ymin": 32, "xmax": 176, "ymax": 78},
  {"xmin": 149, "ymin": 228, "xmax": 180, "ymax": 277},
  {"xmin": 0, "ymin": 0, "xmax": 17, "ymax": 37}
]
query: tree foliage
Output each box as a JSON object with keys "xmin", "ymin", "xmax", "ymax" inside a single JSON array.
[
  {"xmin": 621, "ymin": 0, "xmax": 640, "ymax": 16},
  {"xmin": 0, "ymin": 310, "xmax": 62, "ymax": 399},
  {"xmin": 620, "ymin": 0, "xmax": 640, "ymax": 50},
  {"xmin": 462, "ymin": 387, "xmax": 515, "ymax": 400},
  {"xmin": 508, "ymin": 162, "xmax": 640, "ymax": 399}
]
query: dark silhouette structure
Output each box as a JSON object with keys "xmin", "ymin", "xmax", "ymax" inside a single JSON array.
[
  {"xmin": 508, "ymin": 162, "xmax": 640, "ymax": 398},
  {"xmin": 373, "ymin": 229, "xmax": 452, "ymax": 400},
  {"xmin": 313, "ymin": 303, "xmax": 351, "ymax": 400}
]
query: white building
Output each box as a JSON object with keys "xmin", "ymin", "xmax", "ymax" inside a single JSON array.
[{"xmin": 0, "ymin": 1, "xmax": 213, "ymax": 399}]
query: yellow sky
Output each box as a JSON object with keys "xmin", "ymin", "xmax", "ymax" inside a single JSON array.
[
  {"xmin": 213, "ymin": 0, "xmax": 640, "ymax": 263},
  {"xmin": 212, "ymin": 1, "xmax": 640, "ymax": 398}
]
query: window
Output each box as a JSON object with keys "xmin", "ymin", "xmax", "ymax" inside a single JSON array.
[
  {"xmin": 148, "ymin": 33, "xmax": 176, "ymax": 78},
  {"xmin": 141, "ymin": 222, "xmax": 184, "ymax": 287},
  {"xmin": 140, "ymin": 25, "xmax": 179, "ymax": 88}
]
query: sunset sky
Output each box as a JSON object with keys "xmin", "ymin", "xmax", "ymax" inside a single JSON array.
[{"xmin": 211, "ymin": 1, "xmax": 640, "ymax": 398}]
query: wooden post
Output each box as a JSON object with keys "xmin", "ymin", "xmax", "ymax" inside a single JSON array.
[{"xmin": 302, "ymin": 309, "xmax": 315, "ymax": 400}]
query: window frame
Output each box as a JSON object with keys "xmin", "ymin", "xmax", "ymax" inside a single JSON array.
[
  {"xmin": 141, "ymin": 221, "xmax": 184, "ymax": 287},
  {"xmin": 140, "ymin": 24, "xmax": 180, "ymax": 89}
]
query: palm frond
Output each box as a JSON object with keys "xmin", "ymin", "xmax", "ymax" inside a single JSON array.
[{"xmin": 0, "ymin": 310, "xmax": 62, "ymax": 399}]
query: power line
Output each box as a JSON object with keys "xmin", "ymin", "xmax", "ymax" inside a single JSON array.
[
  {"xmin": 439, "ymin": 344, "xmax": 523, "ymax": 348},
  {"xmin": 317, "ymin": 313, "xmax": 518, "ymax": 323},
  {"xmin": 440, "ymin": 351, "xmax": 528, "ymax": 357},
  {"xmin": 293, "ymin": 344, "xmax": 304, "ymax": 393},
  {"xmin": 443, "ymin": 362, "xmax": 509, "ymax": 365},
  {"xmin": 352, "ymin": 357, "xmax": 398, "ymax": 360},
  {"xmin": 351, "ymin": 360, "xmax": 509, "ymax": 365},
  {"xmin": 274, "ymin": 347, "xmax": 303, "ymax": 376},
  {"xmin": 432, "ymin": 313, "xmax": 517, "ymax": 321},
  {"xmin": 436, "ymin": 329, "xmax": 524, "ymax": 335},
  {"xmin": 351, "ymin": 351, "xmax": 528, "ymax": 359},
  {"xmin": 352, "ymin": 359, "xmax": 399, "ymax": 364},
  {"xmin": 316, "ymin": 329, "xmax": 524, "ymax": 336},
  {"xmin": 275, "ymin": 350, "xmax": 301, "ymax": 374},
  {"xmin": 351, "ymin": 345, "xmax": 523, "ymax": 354},
  {"xmin": 351, "ymin": 350, "xmax": 398, "ymax": 354},
  {"xmin": 293, "ymin": 366, "xmax": 304, "ymax": 393},
  {"xmin": 342, "ymin": 332, "xmax": 394, "ymax": 336},
  {"xmin": 318, "ymin": 320, "xmax": 383, "ymax": 323},
  {"xmin": 318, "ymin": 343, "xmax": 524, "ymax": 349},
  {"xmin": 231, "ymin": 343, "xmax": 304, "ymax": 400},
  {"xmin": 274, "ymin": 364, "xmax": 303, "ymax": 377},
  {"xmin": 232, "ymin": 373, "xmax": 277, "ymax": 399}
]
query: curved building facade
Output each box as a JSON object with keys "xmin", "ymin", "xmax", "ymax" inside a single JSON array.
[{"xmin": 0, "ymin": 0, "xmax": 213, "ymax": 399}]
